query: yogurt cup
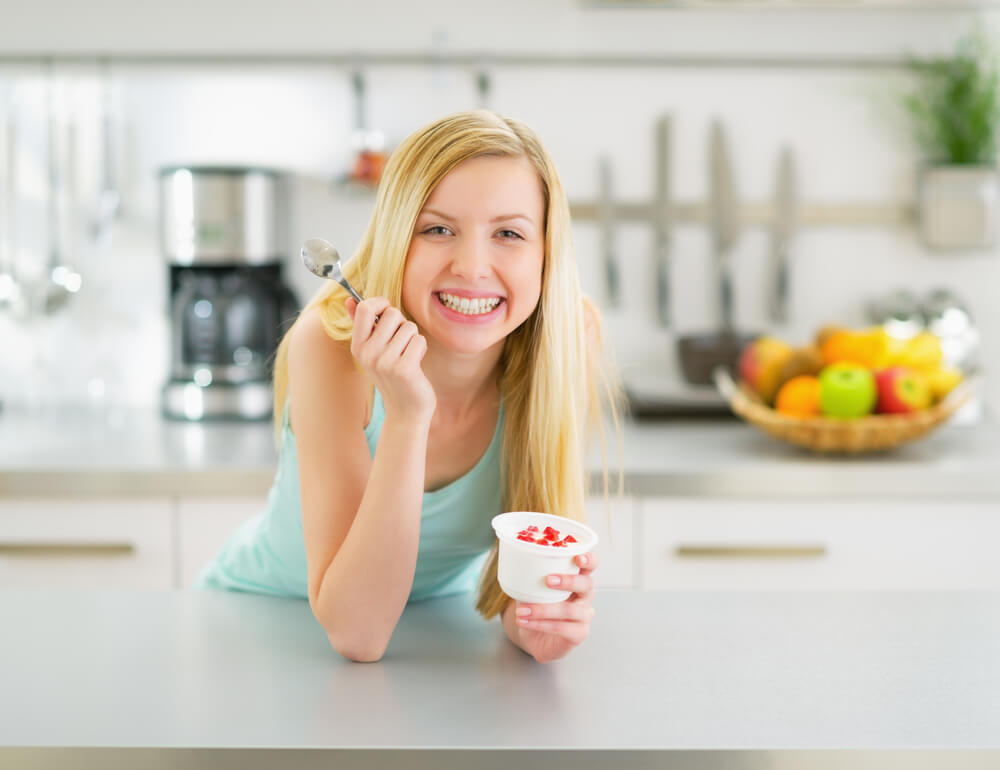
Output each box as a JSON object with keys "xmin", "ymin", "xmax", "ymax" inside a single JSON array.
[{"xmin": 491, "ymin": 512, "xmax": 599, "ymax": 604}]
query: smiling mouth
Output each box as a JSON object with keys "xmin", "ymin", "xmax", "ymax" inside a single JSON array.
[{"xmin": 436, "ymin": 292, "xmax": 505, "ymax": 316}]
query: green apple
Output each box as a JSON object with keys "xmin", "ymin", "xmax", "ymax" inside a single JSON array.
[{"xmin": 819, "ymin": 363, "xmax": 877, "ymax": 418}]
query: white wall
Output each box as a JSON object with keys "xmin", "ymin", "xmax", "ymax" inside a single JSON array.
[{"xmin": 0, "ymin": 2, "xmax": 997, "ymax": 414}]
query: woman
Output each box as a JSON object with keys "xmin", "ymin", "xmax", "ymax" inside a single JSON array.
[{"xmin": 198, "ymin": 110, "xmax": 621, "ymax": 663}]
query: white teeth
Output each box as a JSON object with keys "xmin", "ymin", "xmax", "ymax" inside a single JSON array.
[{"xmin": 438, "ymin": 292, "xmax": 502, "ymax": 315}]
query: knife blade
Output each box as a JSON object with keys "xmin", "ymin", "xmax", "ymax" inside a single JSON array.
[
  {"xmin": 708, "ymin": 120, "xmax": 738, "ymax": 333},
  {"xmin": 654, "ymin": 115, "xmax": 672, "ymax": 327},
  {"xmin": 769, "ymin": 146, "xmax": 796, "ymax": 325},
  {"xmin": 598, "ymin": 156, "xmax": 620, "ymax": 308}
]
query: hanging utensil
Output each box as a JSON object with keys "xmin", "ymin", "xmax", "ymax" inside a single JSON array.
[
  {"xmin": 768, "ymin": 146, "xmax": 796, "ymax": 325},
  {"xmin": 675, "ymin": 119, "xmax": 755, "ymax": 387},
  {"xmin": 708, "ymin": 119, "xmax": 738, "ymax": 334},
  {"xmin": 598, "ymin": 156, "xmax": 620, "ymax": 308},
  {"xmin": 653, "ymin": 115, "xmax": 672, "ymax": 327},
  {"xmin": 348, "ymin": 69, "xmax": 386, "ymax": 187},
  {"xmin": 0, "ymin": 113, "xmax": 20, "ymax": 311},
  {"xmin": 94, "ymin": 58, "xmax": 120, "ymax": 248},
  {"xmin": 475, "ymin": 67, "xmax": 492, "ymax": 110},
  {"xmin": 40, "ymin": 67, "xmax": 81, "ymax": 315}
]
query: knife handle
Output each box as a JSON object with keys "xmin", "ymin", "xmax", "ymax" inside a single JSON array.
[
  {"xmin": 656, "ymin": 247, "xmax": 670, "ymax": 328},
  {"xmin": 717, "ymin": 252, "xmax": 734, "ymax": 332},
  {"xmin": 770, "ymin": 247, "xmax": 789, "ymax": 324}
]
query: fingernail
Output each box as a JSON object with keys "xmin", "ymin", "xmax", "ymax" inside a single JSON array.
[
  {"xmin": 516, "ymin": 607, "xmax": 531, "ymax": 617},
  {"xmin": 546, "ymin": 576, "xmax": 561, "ymax": 587}
]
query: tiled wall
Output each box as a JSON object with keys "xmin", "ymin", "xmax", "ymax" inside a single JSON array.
[{"xmin": 1, "ymin": 4, "xmax": 998, "ymax": 414}]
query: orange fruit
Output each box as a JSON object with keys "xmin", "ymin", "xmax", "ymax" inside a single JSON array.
[
  {"xmin": 820, "ymin": 329, "xmax": 887, "ymax": 369},
  {"xmin": 774, "ymin": 375, "xmax": 822, "ymax": 417}
]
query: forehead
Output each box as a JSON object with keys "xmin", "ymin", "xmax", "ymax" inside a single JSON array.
[{"xmin": 421, "ymin": 155, "xmax": 544, "ymax": 221}]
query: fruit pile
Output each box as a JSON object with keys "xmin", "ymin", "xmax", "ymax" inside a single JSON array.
[
  {"xmin": 738, "ymin": 326, "xmax": 964, "ymax": 419},
  {"xmin": 515, "ymin": 525, "xmax": 578, "ymax": 548}
]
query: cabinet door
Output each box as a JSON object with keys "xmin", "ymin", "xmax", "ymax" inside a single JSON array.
[
  {"xmin": 640, "ymin": 498, "xmax": 1000, "ymax": 591},
  {"xmin": 0, "ymin": 500, "xmax": 173, "ymax": 589},
  {"xmin": 177, "ymin": 497, "xmax": 263, "ymax": 589},
  {"xmin": 586, "ymin": 495, "xmax": 634, "ymax": 589}
]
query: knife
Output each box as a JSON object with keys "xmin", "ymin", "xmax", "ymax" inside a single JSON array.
[
  {"xmin": 708, "ymin": 120, "xmax": 739, "ymax": 334},
  {"xmin": 769, "ymin": 146, "xmax": 796, "ymax": 325},
  {"xmin": 654, "ymin": 115, "xmax": 672, "ymax": 327},
  {"xmin": 598, "ymin": 156, "xmax": 620, "ymax": 308}
]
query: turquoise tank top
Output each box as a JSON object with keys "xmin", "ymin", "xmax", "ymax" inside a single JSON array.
[{"xmin": 196, "ymin": 389, "xmax": 503, "ymax": 601}]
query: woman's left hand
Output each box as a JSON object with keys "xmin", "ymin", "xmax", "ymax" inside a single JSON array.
[{"xmin": 512, "ymin": 551, "xmax": 598, "ymax": 664}]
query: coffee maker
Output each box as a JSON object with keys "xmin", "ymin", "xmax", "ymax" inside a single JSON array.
[{"xmin": 159, "ymin": 166, "xmax": 298, "ymax": 421}]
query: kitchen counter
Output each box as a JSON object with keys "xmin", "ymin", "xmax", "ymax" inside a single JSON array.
[
  {"xmin": 1, "ymin": 405, "xmax": 998, "ymax": 500},
  {"xmin": 1, "ymin": 589, "xmax": 998, "ymax": 769}
]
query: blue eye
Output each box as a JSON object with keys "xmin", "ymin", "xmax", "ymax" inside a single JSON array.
[
  {"xmin": 423, "ymin": 225, "xmax": 452, "ymax": 236},
  {"xmin": 497, "ymin": 229, "xmax": 523, "ymax": 240}
]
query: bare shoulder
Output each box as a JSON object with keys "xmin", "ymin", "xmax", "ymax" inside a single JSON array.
[{"xmin": 287, "ymin": 305, "xmax": 368, "ymax": 429}]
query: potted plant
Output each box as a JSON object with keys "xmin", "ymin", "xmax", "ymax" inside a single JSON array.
[{"xmin": 904, "ymin": 30, "xmax": 1000, "ymax": 250}]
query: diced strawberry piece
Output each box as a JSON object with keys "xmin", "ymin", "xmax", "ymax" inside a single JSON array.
[
  {"xmin": 525, "ymin": 525, "xmax": 539, "ymax": 533},
  {"xmin": 517, "ymin": 534, "xmax": 535, "ymax": 542},
  {"xmin": 535, "ymin": 539, "xmax": 550, "ymax": 546},
  {"xmin": 563, "ymin": 534, "xmax": 577, "ymax": 543},
  {"xmin": 543, "ymin": 526, "xmax": 559, "ymax": 539},
  {"xmin": 552, "ymin": 540, "xmax": 568, "ymax": 547}
]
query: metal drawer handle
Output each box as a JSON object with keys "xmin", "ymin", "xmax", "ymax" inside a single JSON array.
[
  {"xmin": 0, "ymin": 542, "xmax": 136, "ymax": 557},
  {"xmin": 675, "ymin": 544, "xmax": 827, "ymax": 559}
]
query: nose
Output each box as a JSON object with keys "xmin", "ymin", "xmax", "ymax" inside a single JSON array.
[{"xmin": 449, "ymin": 235, "xmax": 492, "ymax": 281}]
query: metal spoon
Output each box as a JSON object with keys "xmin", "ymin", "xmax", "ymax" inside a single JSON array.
[{"xmin": 301, "ymin": 238, "xmax": 363, "ymax": 303}]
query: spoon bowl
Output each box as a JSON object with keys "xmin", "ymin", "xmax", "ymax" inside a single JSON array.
[{"xmin": 301, "ymin": 238, "xmax": 363, "ymax": 303}]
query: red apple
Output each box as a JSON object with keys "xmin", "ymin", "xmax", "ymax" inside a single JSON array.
[{"xmin": 875, "ymin": 367, "xmax": 932, "ymax": 414}]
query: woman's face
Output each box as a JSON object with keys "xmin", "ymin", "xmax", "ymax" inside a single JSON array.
[{"xmin": 402, "ymin": 154, "xmax": 545, "ymax": 357}]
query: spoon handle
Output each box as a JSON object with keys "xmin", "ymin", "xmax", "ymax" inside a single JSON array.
[{"xmin": 340, "ymin": 280, "xmax": 364, "ymax": 304}]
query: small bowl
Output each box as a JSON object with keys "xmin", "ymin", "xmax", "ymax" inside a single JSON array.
[{"xmin": 491, "ymin": 512, "xmax": 599, "ymax": 604}]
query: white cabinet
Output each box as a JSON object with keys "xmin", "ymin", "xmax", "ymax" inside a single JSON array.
[
  {"xmin": 586, "ymin": 495, "xmax": 635, "ymax": 589},
  {"xmin": 176, "ymin": 497, "xmax": 263, "ymax": 589},
  {"xmin": 640, "ymin": 498, "xmax": 1000, "ymax": 591},
  {"xmin": 0, "ymin": 499, "xmax": 173, "ymax": 589}
]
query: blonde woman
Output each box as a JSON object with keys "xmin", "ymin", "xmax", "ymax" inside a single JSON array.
[{"xmin": 198, "ymin": 110, "xmax": 620, "ymax": 664}]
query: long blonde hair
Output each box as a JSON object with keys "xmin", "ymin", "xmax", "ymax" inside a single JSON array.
[{"xmin": 273, "ymin": 110, "xmax": 622, "ymax": 620}]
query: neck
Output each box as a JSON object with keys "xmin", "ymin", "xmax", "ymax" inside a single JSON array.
[{"xmin": 421, "ymin": 340, "xmax": 504, "ymax": 423}]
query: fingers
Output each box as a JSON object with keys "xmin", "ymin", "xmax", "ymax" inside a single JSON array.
[
  {"xmin": 544, "ymin": 571, "xmax": 594, "ymax": 597},
  {"xmin": 515, "ymin": 601, "xmax": 595, "ymax": 641},
  {"xmin": 350, "ymin": 301, "xmax": 416, "ymax": 368},
  {"xmin": 350, "ymin": 297, "xmax": 391, "ymax": 344},
  {"xmin": 575, "ymin": 551, "xmax": 599, "ymax": 574},
  {"xmin": 345, "ymin": 297, "xmax": 358, "ymax": 320}
]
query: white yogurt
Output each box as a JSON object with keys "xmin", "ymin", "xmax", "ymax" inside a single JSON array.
[{"xmin": 491, "ymin": 512, "xmax": 599, "ymax": 603}]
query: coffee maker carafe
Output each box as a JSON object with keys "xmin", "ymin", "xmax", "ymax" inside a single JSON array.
[{"xmin": 160, "ymin": 166, "xmax": 298, "ymax": 420}]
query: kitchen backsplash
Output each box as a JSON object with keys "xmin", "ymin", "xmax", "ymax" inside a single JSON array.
[{"xmin": 2, "ymin": 6, "xmax": 999, "ymax": 415}]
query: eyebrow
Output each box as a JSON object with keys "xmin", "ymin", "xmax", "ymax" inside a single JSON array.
[{"xmin": 420, "ymin": 208, "xmax": 536, "ymax": 226}]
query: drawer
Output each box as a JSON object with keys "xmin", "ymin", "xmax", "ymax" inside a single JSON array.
[
  {"xmin": 0, "ymin": 500, "xmax": 173, "ymax": 589},
  {"xmin": 177, "ymin": 497, "xmax": 263, "ymax": 589},
  {"xmin": 640, "ymin": 498, "xmax": 1000, "ymax": 591},
  {"xmin": 586, "ymin": 495, "xmax": 635, "ymax": 589}
]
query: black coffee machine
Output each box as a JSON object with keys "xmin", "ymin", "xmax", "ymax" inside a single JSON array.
[{"xmin": 159, "ymin": 166, "xmax": 298, "ymax": 421}]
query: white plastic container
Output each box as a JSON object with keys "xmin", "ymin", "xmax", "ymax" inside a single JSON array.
[{"xmin": 491, "ymin": 512, "xmax": 599, "ymax": 603}]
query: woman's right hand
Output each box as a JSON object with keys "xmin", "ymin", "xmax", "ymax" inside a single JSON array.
[{"xmin": 346, "ymin": 297, "xmax": 436, "ymax": 423}]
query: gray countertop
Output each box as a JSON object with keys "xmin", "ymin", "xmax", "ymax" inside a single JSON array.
[
  {"xmin": 1, "ymin": 589, "xmax": 999, "ymax": 769},
  {"xmin": 1, "ymin": 405, "xmax": 998, "ymax": 500}
]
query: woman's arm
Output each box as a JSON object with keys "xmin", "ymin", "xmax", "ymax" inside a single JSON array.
[{"xmin": 289, "ymin": 300, "xmax": 434, "ymax": 662}]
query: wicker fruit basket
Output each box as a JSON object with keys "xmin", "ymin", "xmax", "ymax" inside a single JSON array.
[{"xmin": 713, "ymin": 367, "xmax": 975, "ymax": 454}]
